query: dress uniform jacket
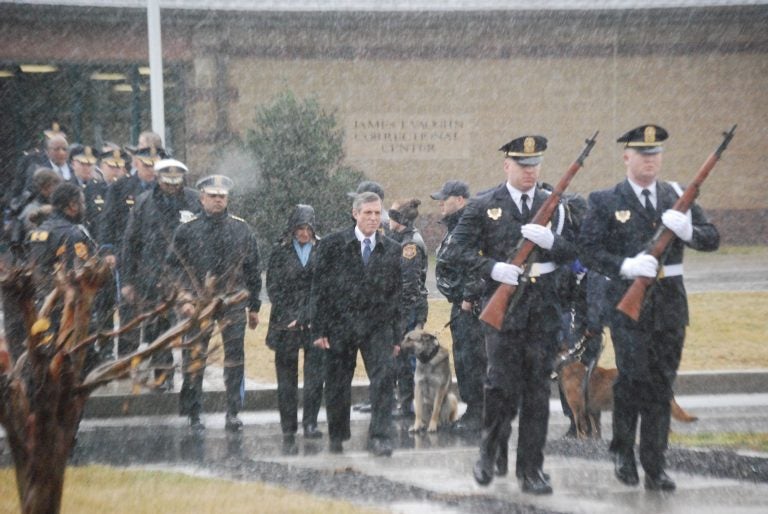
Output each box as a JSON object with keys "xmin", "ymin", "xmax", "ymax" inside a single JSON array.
[
  {"xmin": 167, "ymin": 209, "xmax": 262, "ymax": 312},
  {"xmin": 121, "ymin": 185, "xmax": 201, "ymax": 301},
  {"xmin": 391, "ymin": 226, "xmax": 428, "ymax": 330},
  {"xmin": 579, "ymin": 179, "xmax": 719, "ymax": 330},
  {"xmin": 98, "ymin": 175, "xmax": 151, "ymax": 254},
  {"xmin": 443, "ymin": 183, "xmax": 577, "ymax": 333}
]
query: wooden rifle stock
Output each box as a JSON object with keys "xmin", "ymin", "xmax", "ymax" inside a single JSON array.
[
  {"xmin": 616, "ymin": 125, "xmax": 737, "ymax": 321},
  {"xmin": 479, "ymin": 131, "xmax": 599, "ymax": 330}
]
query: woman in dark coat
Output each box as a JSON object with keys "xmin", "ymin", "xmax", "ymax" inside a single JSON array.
[{"xmin": 266, "ymin": 204, "xmax": 325, "ymax": 449}]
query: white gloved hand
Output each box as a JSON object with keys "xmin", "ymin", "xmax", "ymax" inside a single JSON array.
[
  {"xmin": 521, "ymin": 223, "xmax": 555, "ymax": 250},
  {"xmin": 662, "ymin": 209, "xmax": 693, "ymax": 242},
  {"xmin": 620, "ymin": 253, "xmax": 659, "ymax": 279},
  {"xmin": 491, "ymin": 262, "xmax": 524, "ymax": 285}
]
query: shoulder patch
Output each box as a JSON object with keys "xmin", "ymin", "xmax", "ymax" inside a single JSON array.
[
  {"xmin": 402, "ymin": 243, "xmax": 418, "ymax": 260},
  {"xmin": 29, "ymin": 230, "xmax": 49, "ymax": 242},
  {"xmin": 229, "ymin": 215, "xmax": 246, "ymax": 222}
]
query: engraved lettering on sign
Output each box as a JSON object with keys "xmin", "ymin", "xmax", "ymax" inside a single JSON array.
[{"xmin": 346, "ymin": 115, "xmax": 470, "ymax": 160}]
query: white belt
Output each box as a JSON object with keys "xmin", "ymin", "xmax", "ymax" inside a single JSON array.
[
  {"xmin": 528, "ymin": 262, "xmax": 557, "ymax": 277},
  {"xmin": 660, "ymin": 264, "xmax": 683, "ymax": 278}
]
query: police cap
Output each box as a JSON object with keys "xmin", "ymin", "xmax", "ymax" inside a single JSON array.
[
  {"xmin": 499, "ymin": 135, "xmax": 548, "ymax": 166},
  {"xmin": 155, "ymin": 158, "xmax": 188, "ymax": 185},
  {"xmin": 100, "ymin": 148, "xmax": 129, "ymax": 168},
  {"xmin": 134, "ymin": 145, "xmax": 167, "ymax": 166},
  {"xmin": 196, "ymin": 174, "xmax": 234, "ymax": 195},
  {"xmin": 617, "ymin": 124, "xmax": 668, "ymax": 154},
  {"xmin": 69, "ymin": 144, "xmax": 97, "ymax": 164},
  {"xmin": 430, "ymin": 180, "xmax": 470, "ymax": 200}
]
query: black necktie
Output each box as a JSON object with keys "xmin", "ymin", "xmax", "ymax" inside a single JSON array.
[
  {"xmin": 520, "ymin": 193, "xmax": 531, "ymax": 222},
  {"xmin": 642, "ymin": 189, "xmax": 656, "ymax": 217}
]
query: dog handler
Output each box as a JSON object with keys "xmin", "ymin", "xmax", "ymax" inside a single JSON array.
[
  {"xmin": 578, "ymin": 125, "xmax": 719, "ymax": 490},
  {"xmin": 442, "ymin": 135, "xmax": 578, "ymax": 494}
]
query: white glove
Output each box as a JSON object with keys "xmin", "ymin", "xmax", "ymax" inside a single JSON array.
[
  {"xmin": 662, "ymin": 209, "xmax": 693, "ymax": 242},
  {"xmin": 491, "ymin": 262, "xmax": 524, "ymax": 285},
  {"xmin": 620, "ymin": 253, "xmax": 659, "ymax": 279},
  {"xmin": 521, "ymin": 223, "xmax": 555, "ymax": 250}
]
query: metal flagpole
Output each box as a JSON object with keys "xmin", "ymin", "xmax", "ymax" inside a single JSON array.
[{"xmin": 147, "ymin": 0, "xmax": 166, "ymax": 144}]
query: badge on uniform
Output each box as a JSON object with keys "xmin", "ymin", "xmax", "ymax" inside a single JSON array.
[
  {"xmin": 29, "ymin": 230, "xmax": 49, "ymax": 242},
  {"xmin": 126, "ymin": 196, "xmax": 135, "ymax": 206},
  {"xmin": 179, "ymin": 210, "xmax": 196, "ymax": 223},
  {"xmin": 615, "ymin": 210, "xmax": 631, "ymax": 223},
  {"xmin": 487, "ymin": 208, "xmax": 502, "ymax": 220},
  {"xmin": 402, "ymin": 243, "xmax": 418, "ymax": 260}
]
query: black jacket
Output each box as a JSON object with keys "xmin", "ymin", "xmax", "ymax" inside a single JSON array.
[
  {"xmin": 390, "ymin": 226, "xmax": 428, "ymax": 327},
  {"xmin": 578, "ymin": 179, "xmax": 719, "ymax": 329},
  {"xmin": 121, "ymin": 185, "xmax": 201, "ymax": 299},
  {"xmin": 310, "ymin": 226, "xmax": 402, "ymax": 349},
  {"xmin": 167, "ymin": 209, "xmax": 262, "ymax": 312},
  {"xmin": 99, "ymin": 175, "xmax": 153, "ymax": 253},
  {"xmin": 435, "ymin": 207, "xmax": 484, "ymax": 304},
  {"xmin": 265, "ymin": 237, "xmax": 316, "ymax": 348},
  {"xmin": 442, "ymin": 183, "xmax": 577, "ymax": 332}
]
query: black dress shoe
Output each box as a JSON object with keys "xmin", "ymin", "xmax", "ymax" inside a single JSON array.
[
  {"xmin": 520, "ymin": 469, "xmax": 553, "ymax": 495},
  {"xmin": 645, "ymin": 470, "xmax": 676, "ymax": 491},
  {"xmin": 303, "ymin": 424, "xmax": 323, "ymax": 439},
  {"xmin": 614, "ymin": 452, "xmax": 639, "ymax": 486},
  {"xmin": 495, "ymin": 447, "xmax": 508, "ymax": 476},
  {"xmin": 473, "ymin": 460, "xmax": 493, "ymax": 486},
  {"xmin": 329, "ymin": 439, "xmax": 343, "ymax": 454},
  {"xmin": 282, "ymin": 434, "xmax": 298, "ymax": 455},
  {"xmin": 225, "ymin": 413, "xmax": 243, "ymax": 433},
  {"xmin": 369, "ymin": 438, "xmax": 393, "ymax": 457},
  {"xmin": 515, "ymin": 468, "xmax": 550, "ymax": 481},
  {"xmin": 189, "ymin": 414, "xmax": 205, "ymax": 432}
]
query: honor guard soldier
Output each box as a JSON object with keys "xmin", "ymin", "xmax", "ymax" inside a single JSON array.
[
  {"xmin": 431, "ymin": 180, "xmax": 486, "ymax": 433},
  {"xmin": 67, "ymin": 145, "xmax": 104, "ymax": 234},
  {"xmin": 121, "ymin": 157, "xmax": 200, "ymax": 389},
  {"xmin": 167, "ymin": 174, "xmax": 262, "ymax": 432},
  {"xmin": 579, "ymin": 125, "xmax": 719, "ymax": 491},
  {"xmin": 442, "ymin": 135, "xmax": 578, "ymax": 494}
]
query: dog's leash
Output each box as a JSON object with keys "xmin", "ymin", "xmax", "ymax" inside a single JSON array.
[{"xmin": 550, "ymin": 334, "xmax": 589, "ymax": 380}]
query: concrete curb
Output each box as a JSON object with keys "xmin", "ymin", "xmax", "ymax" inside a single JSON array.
[{"xmin": 83, "ymin": 370, "xmax": 768, "ymax": 419}]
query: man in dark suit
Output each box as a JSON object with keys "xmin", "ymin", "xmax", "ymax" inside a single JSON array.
[
  {"xmin": 579, "ymin": 125, "xmax": 719, "ymax": 491},
  {"xmin": 311, "ymin": 191, "xmax": 402, "ymax": 457},
  {"xmin": 442, "ymin": 135, "xmax": 578, "ymax": 494}
]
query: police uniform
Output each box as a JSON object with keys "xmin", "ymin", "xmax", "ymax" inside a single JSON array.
[
  {"xmin": 167, "ymin": 174, "xmax": 262, "ymax": 431},
  {"xmin": 121, "ymin": 158, "xmax": 201, "ymax": 383},
  {"xmin": 432, "ymin": 181, "xmax": 487, "ymax": 429},
  {"xmin": 389, "ymin": 206, "xmax": 428, "ymax": 416},
  {"xmin": 442, "ymin": 135, "xmax": 577, "ymax": 493},
  {"xmin": 67, "ymin": 145, "xmax": 104, "ymax": 234},
  {"xmin": 579, "ymin": 125, "xmax": 719, "ymax": 489}
]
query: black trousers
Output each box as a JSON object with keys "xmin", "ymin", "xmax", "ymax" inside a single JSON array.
[
  {"xmin": 273, "ymin": 329, "xmax": 325, "ymax": 435},
  {"xmin": 483, "ymin": 324, "xmax": 558, "ymax": 475},
  {"xmin": 449, "ymin": 303, "xmax": 486, "ymax": 416},
  {"xmin": 180, "ymin": 308, "xmax": 247, "ymax": 417},
  {"xmin": 609, "ymin": 321, "xmax": 684, "ymax": 475},
  {"xmin": 324, "ymin": 335, "xmax": 395, "ymax": 443}
]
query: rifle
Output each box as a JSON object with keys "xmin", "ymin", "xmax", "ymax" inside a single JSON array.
[
  {"xmin": 479, "ymin": 131, "xmax": 599, "ymax": 330},
  {"xmin": 616, "ymin": 124, "xmax": 737, "ymax": 321}
]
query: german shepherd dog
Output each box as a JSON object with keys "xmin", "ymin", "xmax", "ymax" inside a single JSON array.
[
  {"xmin": 400, "ymin": 330, "xmax": 459, "ymax": 432},
  {"xmin": 556, "ymin": 349, "xmax": 698, "ymax": 439}
]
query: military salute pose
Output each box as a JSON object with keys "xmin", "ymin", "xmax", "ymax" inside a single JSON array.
[
  {"xmin": 443, "ymin": 135, "xmax": 578, "ymax": 494},
  {"xmin": 579, "ymin": 125, "xmax": 720, "ymax": 491},
  {"xmin": 167, "ymin": 175, "xmax": 261, "ymax": 432}
]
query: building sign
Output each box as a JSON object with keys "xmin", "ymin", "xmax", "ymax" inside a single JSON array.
[{"xmin": 346, "ymin": 115, "xmax": 470, "ymax": 160}]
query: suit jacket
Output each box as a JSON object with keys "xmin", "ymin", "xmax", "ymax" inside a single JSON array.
[
  {"xmin": 310, "ymin": 226, "xmax": 402, "ymax": 350},
  {"xmin": 98, "ymin": 175, "xmax": 152, "ymax": 252},
  {"xmin": 442, "ymin": 183, "xmax": 577, "ymax": 332},
  {"xmin": 578, "ymin": 179, "xmax": 719, "ymax": 329}
]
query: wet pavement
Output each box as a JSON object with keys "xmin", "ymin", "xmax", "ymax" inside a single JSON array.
[{"xmin": 3, "ymin": 392, "xmax": 765, "ymax": 513}]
